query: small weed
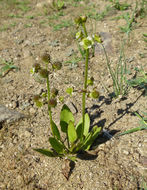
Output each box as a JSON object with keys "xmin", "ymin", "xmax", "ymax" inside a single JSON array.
[
  {"xmin": 135, "ymin": 0, "xmax": 147, "ymax": 19},
  {"xmin": 102, "ymin": 42, "xmax": 129, "ymax": 98},
  {"xmin": 26, "ymin": 15, "xmax": 34, "ymax": 19},
  {"xmin": 24, "ymin": 23, "xmax": 32, "ymax": 28},
  {"xmin": 8, "ymin": 13, "xmax": 22, "ymax": 18},
  {"xmin": 87, "ymin": 5, "xmax": 113, "ymax": 21},
  {"xmin": 50, "ymin": 20, "xmax": 73, "ymax": 31},
  {"xmin": 119, "ymin": 12, "xmax": 136, "ymax": 36},
  {"xmin": 127, "ymin": 67, "xmax": 147, "ymax": 96},
  {"xmin": 0, "ymin": 60, "xmax": 19, "ymax": 77},
  {"xmin": 109, "ymin": 0, "xmax": 130, "ymax": 11},
  {"xmin": 52, "ymin": 0, "xmax": 65, "ymax": 11}
]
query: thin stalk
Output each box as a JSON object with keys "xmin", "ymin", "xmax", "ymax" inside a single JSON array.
[
  {"xmin": 46, "ymin": 76, "xmax": 54, "ymax": 135},
  {"xmin": 102, "ymin": 44, "xmax": 119, "ymax": 96},
  {"xmin": 82, "ymin": 49, "xmax": 89, "ymax": 138},
  {"xmin": 82, "ymin": 22, "xmax": 88, "ymax": 37}
]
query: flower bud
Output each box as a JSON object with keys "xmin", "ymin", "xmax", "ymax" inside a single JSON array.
[
  {"xmin": 74, "ymin": 16, "xmax": 83, "ymax": 26},
  {"xmin": 39, "ymin": 69, "xmax": 49, "ymax": 78},
  {"xmin": 52, "ymin": 62, "xmax": 62, "ymax": 70},
  {"xmin": 51, "ymin": 88, "xmax": 58, "ymax": 97},
  {"xmin": 87, "ymin": 77, "xmax": 94, "ymax": 86},
  {"xmin": 81, "ymin": 16, "xmax": 87, "ymax": 23},
  {"xmin": 41, "ymin": 53, "xmax": 51, "ymax": 64},
  {"xmin": 48, "ymin": 98, "xmax": 57, "ymax": 108},
  {"xmin": 33, "ymin": 63, "xmax": 41, "ymax": 73}
]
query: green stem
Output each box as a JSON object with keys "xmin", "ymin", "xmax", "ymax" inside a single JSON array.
[
  {"xmin": 82, "ymin": 49, "xmax": 89, "ymax": 138},
  {"xmin": 46, "ymin": 76, "xmax": 54, "ymax": 135},
  {"xmin": 82, "ymin": 22, "xmax": 88, "ymax": 37}
]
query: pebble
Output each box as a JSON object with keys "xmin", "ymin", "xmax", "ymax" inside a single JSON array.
[{"xmin": 29, "ymin": 107, "xmax": 36, "ymax": 114}]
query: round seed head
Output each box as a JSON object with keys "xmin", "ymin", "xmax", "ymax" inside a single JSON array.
[
  {"xmin": 81, "ymin": 16, "xmax": 87, "ymax": 23},
  {"xmin": 48, "ymin": 98, "xmax": 57, "ymax": 108},
  {"xmin": 33, "ymin": 63, "xmax": 41, "ymax": 73},
  {"xmin": 39, "ymin": 69, "xmax": 49, "ymax": 78},
  {"xmin": 52, "ymin": 62, "xmax": 62, "ymax": 70},
  {"xmin": 90, "ymin": 90, "xmax": 100, "ymax": 99},
  {"xmin": 41, "ymin": 53, "xmax": 51, "ymax": 64}
]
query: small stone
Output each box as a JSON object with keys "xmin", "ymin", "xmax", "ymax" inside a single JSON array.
[
  {"xmin": 16, "ymin": 175, "xmax": 23, "ymax": 185},
  {"xmin": 123, "ymin": 150, "xmax": 129, "ymax": 155},
  {"xmin": 29, "ymin": 107, "xmax": 36, "ymax": 114}
]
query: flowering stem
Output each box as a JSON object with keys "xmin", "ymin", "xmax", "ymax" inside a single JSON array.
[
  {"xmin": 82, "ymin": 49, "xmax": 89, "ymax": 139},
  {"xmin": 46, "ymin": 76, "xmax": 54, "ymax": 135}
]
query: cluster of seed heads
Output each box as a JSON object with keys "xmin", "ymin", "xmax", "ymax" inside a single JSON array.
[{"xmin": 32, "ymin": 52, "xmax": 62, "ymax": 108}]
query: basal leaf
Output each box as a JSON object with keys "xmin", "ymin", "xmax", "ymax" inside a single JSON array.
[
  {"xmin": 68, "ymin": 121, "xmax": 77, "ymax": 144},
  {"xmin": 34, "ymin": 148, "xmax": 56, "ymax": 157},
  {"xmin": 52, "ymin": 121, "xmax": 61, "ymax": 140},
  {"xmin": 49, "ymin": 137, "xmax": 64, "ymax": 154},
  {"xmin": 82, "ymin": 126, "xmax": 102, "ymax": 151},
  {"xmin": 76, "ymin": 122, "xmax": 83, "ymax": 139},
  {"xmin": 60, "ymin": 104, "xmax": 75, "ymax": 133}
]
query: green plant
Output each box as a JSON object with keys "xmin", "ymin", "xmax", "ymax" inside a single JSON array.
[
  {"xmin": 110, "ymin": 0, "xmax": 130, "ymax": 11},
  {"xmin": 52, "ymin": 0, "xmax": 65, "ymax": 11},
  {"xmin": 32, "ymin": 16, "xmax": 102, "ymax": 161},
  {"xmin": 127, "ymin": 67, "xmax": 147, "ymax": 96},
  {"xmin": 0, "ymin": 60, "xmax": 19, "ymax": 77},
  {"xmin": 50, "ymin": 20, "xmax": 73, "ymax": 31},
  {"xmin": 102, "ymin": 42, "xmax": 128, "ymax": 98},
  {"xmin": 135, "ymin": 0, "xmax": 147, "ymax": 19},
  {"xmin": 119, "ymin": 12, "xmax": 136, "ymax": 35},
  {"xmin": 86, "ymin": 5, "xmax": 113, "ymax": 21},
  {"xmin": 117, "ymin": 112, "xmax": 147, "ymax": 136}
]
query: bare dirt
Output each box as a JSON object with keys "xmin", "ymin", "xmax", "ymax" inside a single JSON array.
[{"xmin": 0, "ymin": 0, "xmax": 147, "ymax": 189}]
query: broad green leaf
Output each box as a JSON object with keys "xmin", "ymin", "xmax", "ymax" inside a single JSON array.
[
  {"xmin": 68, "ymin": 121, "xmax": 77, "ymax": 144},
  {"xmin": 52, "ymin": 121, "xmax": 61, "ymax": 140},
  {"xmin": 76, "ymin": 122, "xmax": 83, "ymax": 139},
  {"xmin": 34, "ymin": 149, "xmax": 56, "ymax": 157},
  {"xmin": 75, "ymin": 113, "xmax": 90, "ymax": 138},
  {"xmin": 49, "ymin": 137, "xmax": 64, "ymax": 154},
  {"xmin": 83, "ymin": 113, "xmax": 90, "ymax": 136},
  {"xmin": 60, "ymin": 104, "xmax": 75, "ymax": 133},
  {"xmin": 82, "ymin": 126, "xmax": 102, "ymax": 151}
]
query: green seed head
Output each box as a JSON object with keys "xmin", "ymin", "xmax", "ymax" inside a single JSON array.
[
  {"xmin": 51, "ymin": 88, "xmax": 59, "ymax": 97},
  {"xmin": 41, "ymin": 53, "xmax": 51, "ymax": 64},
  {"xmin": 81, "ymin": 16, "xmax": 87, "ymax": 23},
  {"xmin": 90, "ymin": 90, "xmax": 100, "ymax": 99},
  {"xmin": 33, "ymin": 63, "xmax": 41, "ymax": 73},
  {"xmin": 74, "ymin": 16, "xmax": 82, "ymax": 26},
  {"xmin": 52, "ymin": 62, "xmax": 62, "ymax": 70},
  {"xmin": 39, "ymin": 69, "xmax": 49, "ymax": 78},
  {"xmin": 48, "ymin": 98, "xmax": 57, "ymax": 108}
]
